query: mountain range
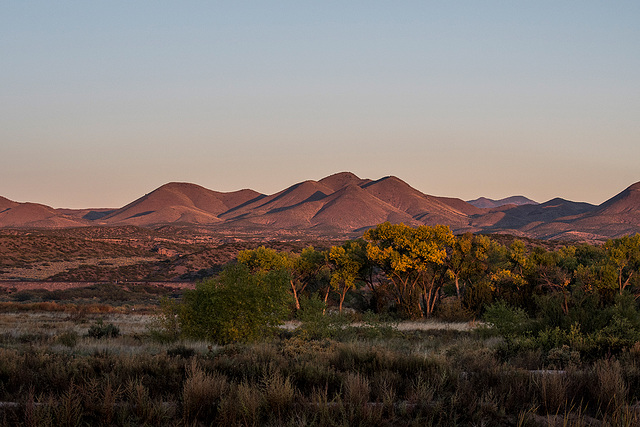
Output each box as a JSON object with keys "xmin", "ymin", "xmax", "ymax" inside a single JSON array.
[{"xmin": 2, "ymin": 172, "xmax": 639, "ymax": 242}]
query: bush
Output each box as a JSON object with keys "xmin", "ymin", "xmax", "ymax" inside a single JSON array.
[
  {"xmin": 166, "ymin": 345, "xmax": 195, "ymax": 359},
  {"xmin": 435, "ymin": 297, "xmax": 475, "ymax": 322},
  {"xmin": 295, "ymin": 295, "xmax": 347, "ymax": 340},
  {"xmin": 483, "ymin": 301, "xmax": 532, "ymax": 337},
  {"xmin": 148, "ymin": 297, "xmax": 181, "ymax": 343},
  {"xmin": 87, "ymin": 319, "xmax": 120, "ymax": 339},
  {"xmin": 57, "ymin": 330, "xmax": 79, "ymax": 347},
  {"xmin": 179, "ymin": 264, "xmax": 292, "ymax": 344}
]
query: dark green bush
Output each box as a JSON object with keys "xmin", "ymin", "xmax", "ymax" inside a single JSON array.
[
  {"xmin": 179, "ymin": 264, "xmax": 292, "ymax": 344},
  {"xmin": 483, "ymin": 301, "xmax": 533, "ymax": 337},
  {"xmin": 57, "ymin": 330, "xmax": 79, "ymax": 347},
  {"xmin": 87, "ymin": 319, "xmax": 120, "ymax": 339}
]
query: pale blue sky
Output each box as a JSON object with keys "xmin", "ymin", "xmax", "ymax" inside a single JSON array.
[{"xmin": 1, "ymin": 1, "xmax": 639, "ymax": 208}]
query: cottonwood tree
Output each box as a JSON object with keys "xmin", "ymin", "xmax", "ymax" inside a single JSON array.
[
  {"xmin": 604, "ymin": 234, "xmax": 640, "ymax": 296},
  {"xmin": 490, "ymin": 240, "xmax": 538, "ymax": 309},
  {"xmin": 237, "ymin": 245, "xmax": 327, "ymax": 310},
  {"xmin": 364, "ymin": 222, "xmax": 455, "ymax": 318},
  {"xmin": 446, "ymin": 233, "xmax": 491, "ymax": 300},
  {"xmin": 328, "ymin": 242, "xmax": 362, "ymax": 313},
  {"xmin": 529, "ymin": 246, "xmax": 577, "ymax": 315}
]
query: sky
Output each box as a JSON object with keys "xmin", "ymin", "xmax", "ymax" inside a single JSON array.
[{"xmin": 1, "ymin": 1, "xmax": 639, "ymax": 208}]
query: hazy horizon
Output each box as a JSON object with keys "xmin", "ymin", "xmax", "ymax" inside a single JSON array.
[{"xmin": 2, "ymin": 2, "xmax": 639, "ymax": 208}]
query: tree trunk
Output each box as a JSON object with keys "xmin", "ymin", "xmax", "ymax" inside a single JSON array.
[
  {"xmin": 429, "ymin": 287, "xmax": 440, "ymax": 317},
  {"xmin": 322, "ymin": 286, "xmax": 331, "ymax": 315},
  {"xmin": 339, "ymin": 290, "xmax": 346, "ymax": 313},
  {"xmin": 291, "ymin": 280, "xmax": 301, "ymax": 311}
]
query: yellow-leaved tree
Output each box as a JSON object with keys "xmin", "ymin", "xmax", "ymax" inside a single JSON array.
[{"xmin": 364, "ymin": 222, "xmax": 455, "ymax": 318}]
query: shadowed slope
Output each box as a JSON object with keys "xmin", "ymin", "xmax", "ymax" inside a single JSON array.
[
  {"xmin": 220, "ymin": 180, "xmax": 334, "ymax": 222},
  {"xmin": 361, "ymin": 176, "xmax": 472, "ymax": 229},
  {"xmin": 474, "ymin": 198, "xmax": 597, "ymax": 231},
  {"xmin": 467, "ymin": 196, "xmax": 538, "ymax": 209},
  {"xmin": 565, "ymin": 181, "xmax": 640, "ymax": 238},
  {"xmin": 311, "ymin": 184, "xmax": 417, "ymax": 231},
  {"xmin": 102, "ymin": 182, "xmax": 263, "ymax": 226}
]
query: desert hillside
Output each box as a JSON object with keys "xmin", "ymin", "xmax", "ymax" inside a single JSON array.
[{"xmin": 1, "ymin": 172, "xmax": 639, "ymax": 241}]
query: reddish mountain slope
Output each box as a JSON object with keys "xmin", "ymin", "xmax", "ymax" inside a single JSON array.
[
  {"xmin": 310, "ymin": 184, "xmax": 417, "ymax": 231},
  {"xmin": 2, "ymin": 175, "xmax": 640, "ymax": 241},
  {"xmin": 361, "ymin": 176, "xmax": 473, "ymax": 228},
  {"xmin": 317, "ymin": 172, "xmax": 371, "ymax": 192},
  {"xmin": 591, "ymin": 181, "xmax": 640, "ymax": 218},
  {"xmin": 101, "ymin": 182, "xmax": 263, "ymax": 226},
  {"xmin": 220, "ymin": 180, "xmax": 334, "ymax": 221},
  {"xmin": 0, "ymin": 201, "xmax": 88, "ymax": 228},
  {"xmin": 0, "ymin": 196, "xmax": 19, "ymax": 211},
  {"xmin": 432, "ymin": 196, "xmax": 485, "ymax": 216},
  {"xmin": 566, "ymin": 181, "xmax": 640, "ymax": 238}
]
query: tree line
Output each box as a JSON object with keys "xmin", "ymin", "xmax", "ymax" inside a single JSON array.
[{"xmin": 174, "ymin": 222, "xmax": 640, "ymax": 343}]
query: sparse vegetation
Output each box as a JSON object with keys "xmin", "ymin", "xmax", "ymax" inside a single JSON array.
[
  {"xmin": 2, "ymin": 225, "xmax": 640, "ymax": 424},
  {"xmin": 0, "ymin": 310, "xmax": 639, "ymax": 426}
]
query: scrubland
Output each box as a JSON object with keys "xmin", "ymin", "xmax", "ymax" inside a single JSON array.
[
  {"xmin": 0, "ymin": 305, "xmax": 639, "ymax": 426},
  {"xmin": 2, "ymin": 226, "xmax": 640, "ymax": 425}
]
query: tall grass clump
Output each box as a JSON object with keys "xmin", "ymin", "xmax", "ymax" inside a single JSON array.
[{"xmin": 182, "ymin": 359, "xmax": 229, "ymax": 423}]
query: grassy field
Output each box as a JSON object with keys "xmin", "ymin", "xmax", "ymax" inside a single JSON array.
[{"xmin": 0, "ymin": 305, "xmax": 639, "ymax": 426}]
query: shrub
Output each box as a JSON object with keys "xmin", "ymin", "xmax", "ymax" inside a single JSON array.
[
  {"xmin": 148, "ymin": 297, "xmax": 181, "ymax": 343},
  {"xmin": 435, "ymin": 297, "xmax": 475, "ymax": 322},
  {"xmin": 295, "ymin": 295, "xmax": 349, "ymax": 340},
  {"xmin": 166, "ymin": 345, "xmax": 195, "ymax": 359},
  {"xmin": 179, "ymin": 264, "xmax": 292, "ymax": 344},
  {"xmin": 182, "ymin": 360, "xmax": 229, "ymax": 422},
  {"xmin": 483, "ymin": 301, "xmax": 532, "ymax": 337},
  {"xmin": 57, "ymin": 330, "xmax": 79, "ymax": 348},
  {"xmin": 87, "ymin": 319, "xmax": 120, "ymax": 339}
]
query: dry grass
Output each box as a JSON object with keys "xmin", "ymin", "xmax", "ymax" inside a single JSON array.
[
  {"xmin": 0, "ymin": 312, "xmax": 153, "ymax": 336},
  {"xmin": 395, "ymin": 319, "xmax": 478, "ymax": 332},
  {"xmin": 0, "ymin": 309, "xmax": 639, "ymax": 425},
  {"xmin": 281, "ymin": 319, "xmax": 478, "ymax": 332}
]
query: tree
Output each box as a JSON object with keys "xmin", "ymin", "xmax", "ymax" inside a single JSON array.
[
  {"xmin": 237, "ymin": 245, "xmax": 328, "ymax": 311},
  {"xmin": 489, "ymin": 240, "xmax": 536, "ymax": 309},
  {"xmin": 328, "ymin": 243, "xmax": 362, "ymax": 313},
  {"xmin": 446, "ymin": 233, "xmax": 491, "ymax": 300},
  {"xmin": 293, "ymin": 246, "xmax": 330, "ymax": 309},
  {"xmin": 529, "ymin": 246, "xmax": 576, "ymax": 315},
  {"xmin": 364, "ymin": 222, "xmax": 455, "ymax": 318},
  {"xmin": 604, "ymin": 234, "xmax": 640, "ymax": 295},
  {"xmin": 178, "ymin": 264, "xmax": 291, "ymax": 344}
]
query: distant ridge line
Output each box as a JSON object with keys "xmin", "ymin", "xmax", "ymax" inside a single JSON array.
[{"xmin": 1, "ymin": 172, "xmax": 639, "ymax": 242}]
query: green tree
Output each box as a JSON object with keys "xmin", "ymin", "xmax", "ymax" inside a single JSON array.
[
  {"xmin": 179, "ymin": 264, "xmax": 291, "ymax": 344},
  {"xmin": 490, "ymin": 240, "xmax": 536, "ymax": 309},
  {"xmin": 530, "ymin": 246, "xmax": 576, "ymax": 315},
  {"xmin": 447, "ymin": 233, "xmax": 491, "ymax": 300},
  {"xmin": 238, "ymin": 245, "xmax": 327, "ymax": 311},
  {"xmin": 328, "ymin": 243, "xmax": 362, "ymax": 313},
  {"xmin": 604, "ymin": 234, "xmax": 640, "ymax": 295},
  {"xmin": 293, "ymin": 246, "xmax": 330, "ymax": 309}
]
